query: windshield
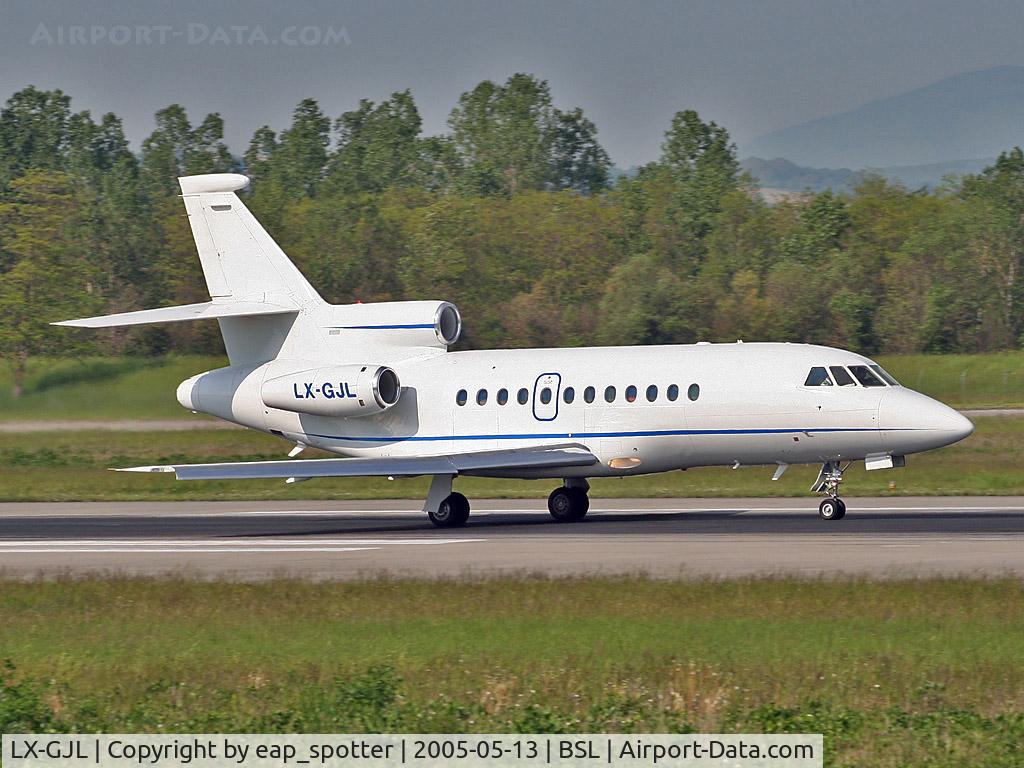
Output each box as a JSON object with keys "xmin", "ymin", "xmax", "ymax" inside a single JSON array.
[
  {"xmin": 829, "ymin": 366, "xmax": 856, "ymax": 386},
  {"xmin": 848, "ymin": 365, "xmax": 886, "ymax": 387},
  {"xmin": 870, "ymin": 364, "xmax": 900, "ymax": 386},
  {"xmin": 804, "ymin": 367, "xmax": 833, "ymax": 386}
]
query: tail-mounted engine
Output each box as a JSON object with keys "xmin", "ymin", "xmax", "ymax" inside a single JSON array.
[
  {"xmin": 324, "ymin": 300, "xmax": 461, "ymax": 351},
  {"xmin": 177, "ymin": 361, "xmax": 402, "ymax": 422},
  {"xmin": 261, "ymin": 364, "xmax": 401, "ymax": 417}
]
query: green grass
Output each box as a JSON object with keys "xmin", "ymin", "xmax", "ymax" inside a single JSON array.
[
  {"xmin": 876, "ymin": 351, "xmax": 1024, "ymax": 409},
  {"xmin": 0, "ymin": 356, "xmax": 223, "ymax": 421},
  {"xmin": 0, "ymin": 414, "xmax": 1020, "ymax": 501},
  {"xmin": 0, "ymin": 576, "xmax": 1022, "ymax": 766},
  {"xmin": 0, "ymin": 352, "xmax": 1023, "ymax": 421}
]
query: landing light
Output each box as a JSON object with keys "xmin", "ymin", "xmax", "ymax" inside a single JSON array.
[{"xmin": 608, "ymin": 457, "xmax": 641, "ymax": 469}]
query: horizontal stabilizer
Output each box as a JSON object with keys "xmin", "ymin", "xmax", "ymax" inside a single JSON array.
[
  {"xmin": 53, "ymin": 301, "xmax": 297, "ymax": 328},
  {"xmin": 117, "ymin": 444, "xmax": 598, "ymax": 481}
]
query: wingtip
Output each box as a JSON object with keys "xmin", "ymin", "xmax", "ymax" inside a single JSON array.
[{"xmin": 113, "ymin": 465, "xmax": 177, "ymax": 474}]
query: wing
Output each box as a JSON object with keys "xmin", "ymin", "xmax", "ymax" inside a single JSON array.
[{"xmin": 116, "ymin": 443, "xmax": 598, "ymax": 480}]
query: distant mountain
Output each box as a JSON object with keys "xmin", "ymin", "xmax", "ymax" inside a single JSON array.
[
  {"xmin": 741, "ymin": 156, "xmax": 995, "ymax": 193},
  {"xmin": 866, "ymin": 157, "xmax": 995, "ymax": 189},
  {"xmin": 744, "ymin": 66, "xmax": 1024, "ymax": 168},
  {"xmin": 741, "ymin": 157, "xmax": 858, "ymax": 192}
]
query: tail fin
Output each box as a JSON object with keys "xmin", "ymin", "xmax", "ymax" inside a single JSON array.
[
  {"xmin": 56, "ymin": 174, "xmax": 325, "ymax": 365},
  {"xmin": 179, "ymin": 174, "xmax": 322, "ymax": 306}
]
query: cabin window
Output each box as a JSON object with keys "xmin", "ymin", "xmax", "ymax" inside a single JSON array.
[
  {"xmin": 540, "ymin": 387, "xmax": 552, "ymax": 404},
  {"xmin": 456, "ymin": 389, "xmax": 468, "ymax": 406},
  {"xmin": 804, "ymin": 367, "xmax": 833, "ymax": 387},
  {"xmin": 625, "ymin": 385, "xmax": 638, "ymax": 403},
  {"xmin": 829, "ymin": 366, "xmax": 856, "ymax": 386},
  {"xmin": 688, "ymin": 383, "xmax": 700, "ymax": 401},
  {"xmin": 604, "ymin": 386, "xmax": 617, "ymax": 403},
  {"xmin": 517, "ymin": 387, "xmax": 529, "ymax": 404},
  {"xmin": 563, "ymin": 386, "xmax": 575, "ymax": 404},
  {"xmin": 849, "ymin": 365, "xmax": 886, "ymax": 387},
  {"xmin": 870, "ymin": 364, "xmax": 900, "ymax": 386},
  {"xmin": 584, "ymin": 386, "xmax": 596, "ymax": 403},
  {"xmin": 646, "ymin": 384, "xmax": 658, "ymax": 402},
  {"xmin": 667, "ymin": 384, "xmax": 679, "ymax": 401},
  {"xmin": 497, "ymin": 388, "xmax": 508, "ymax": 405},
  {"xmin": 476, "ymin": 389, "xmax": 488, "ymax": 405}
]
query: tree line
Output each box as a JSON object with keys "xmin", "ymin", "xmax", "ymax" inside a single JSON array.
[{"xmin": 1, "ymin": 74, "xmax": 1024, "ymax": 394}]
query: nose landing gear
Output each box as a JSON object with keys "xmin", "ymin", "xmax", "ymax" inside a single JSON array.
[
  {"xmin": 813, "ymin": 461, "xmax": 848, "ymax": 520},
  {"xmin": 818, "ymin": 497, "xmax": 846, "ymax": 520}
]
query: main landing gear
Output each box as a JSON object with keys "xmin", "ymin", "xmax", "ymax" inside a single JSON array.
[
  {"xmin": 548, "ymin": 480, "xmax": 590, "ymax": 522},
  {"xmin": 423, "ymin": 476, "xmax": 592, "ymax": 528},
  {"xmin": 424, "ymin": 475, "xmax": 471, "ymax": 528},
  {"xmin": 428, "ymin": 492, "xmax": 471, "ymax": 528},
  {"xmin": 813, "ymin": 460, "xmax": 848, "ymax": 520}
]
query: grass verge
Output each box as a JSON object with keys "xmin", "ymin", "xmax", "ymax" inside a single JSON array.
[
  {"xmin": 0, "ymin": 576, "xmax": 1021, "ymax": 767},
  {"xmin": 877, "ymin": 351, "xmax": 1024, "ymax": 409},
  {"xmin": 0, "ymin": 415, "xmax": 1020, "ymax": 501},
  {"xmin": 0, "ymin": 356, "xmax": 222, "ymax": 421}
]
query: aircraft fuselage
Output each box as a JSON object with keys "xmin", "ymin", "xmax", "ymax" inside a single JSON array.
[{"xmin": 207, "ymin": 341, "xmax": 972, "ymax": 479}]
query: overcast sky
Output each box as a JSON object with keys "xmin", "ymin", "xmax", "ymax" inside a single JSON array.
[{"xmin": 3, "ymin": 0, "xmax": 1024, "ymax": 167}]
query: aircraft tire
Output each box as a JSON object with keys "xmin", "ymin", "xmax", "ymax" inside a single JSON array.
[
  {"xmin": 429, "ymin": 492, "xmax": 470, "ymax": 528},
  {"xmin": 548, "ymin": 487, "xmax": 589, "ymax": 522},
  {"xmin": 819, "ymin": 498, "xmax": 845, "ymax": 521},
  {"xmin": 568, "ymin": 488, "xmax": 589, "ymax": 520}
]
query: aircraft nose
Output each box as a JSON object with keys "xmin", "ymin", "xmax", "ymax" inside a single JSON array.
[
  {"xmin": 878, "ymin": 388, "xmax": 974, "ymax": 451},
  {"xmin": 946, "ymin": 407, "xmax": 975, "ymax": 442}
]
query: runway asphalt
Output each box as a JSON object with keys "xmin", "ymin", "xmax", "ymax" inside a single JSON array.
[{"xmin": 1, "ymin": 497, "xmax": 1023, "ymax": 580}]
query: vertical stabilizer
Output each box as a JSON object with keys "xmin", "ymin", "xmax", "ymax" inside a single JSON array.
[
  {"xmin": 178, "ymin": 174, "xmax": 324, "ymax": 363},
  {"xmin": 178, "ymin": 174, "xmax": 322, "ymax": 307}
]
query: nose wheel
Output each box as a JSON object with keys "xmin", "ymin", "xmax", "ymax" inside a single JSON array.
[
  {"xmin": 813, "ymin": 461, "xmax": 849, "ymax": 520},
  {"xmin": 818, "ymin": 498, "xmax": 846, "ymax": 520}
]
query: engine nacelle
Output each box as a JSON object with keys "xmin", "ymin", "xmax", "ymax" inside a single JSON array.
[
  {"xmin": 324, "ymin": 300, "xmax": 462, "ymax": 350},
  {"xmin": 260, "ymin": 364, "xmax": 401, "ymax": 417},
  {"xmin": 177, "ymin": 361, "xmax": 401, "ymax": 422}
]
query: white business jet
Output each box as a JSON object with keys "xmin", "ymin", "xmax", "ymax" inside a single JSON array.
[{"xmin": 56, "ymin": 174, "xmax": 974, "ymax": 527}]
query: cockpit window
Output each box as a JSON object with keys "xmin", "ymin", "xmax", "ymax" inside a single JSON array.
[
  {"xmin": 829, "ymin": 366, "xmax": 856, "ymax": 386},
  {"xmin": 804, "ymin": 367, "xmax": 833, "ymax": 386},
  {"xmin": 848, "ymin": 365, "xmax": 885, "ymax": 387},
  {"xmin": 870, "ymin": 364, "xmax": 900, "ymax": 386}
]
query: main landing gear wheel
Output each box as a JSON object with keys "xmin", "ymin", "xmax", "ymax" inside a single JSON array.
[
  {"xmin": 428, "ymin": 492, "xmax": 470, "ymax": 528},
  {"xmin": 818, "ymin": 498, "xmax": 846, "ymax": 520},
  {"xmin": 548, "ymin": 487, "xmax": 589, "ymax": 522}
]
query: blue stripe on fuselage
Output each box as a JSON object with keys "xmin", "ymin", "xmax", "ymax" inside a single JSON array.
[
  {"xmin": 329, "ymin": 323, "xmax": 435, "ymax": 330},
  {"xmin": 300, "ymin": 426, "xmax": 910, "ymax": 443}
]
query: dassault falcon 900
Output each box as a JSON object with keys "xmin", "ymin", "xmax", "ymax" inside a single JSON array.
[{"xmin": 56, "ymin": 173, "xmax": 974, "ymax": 527}]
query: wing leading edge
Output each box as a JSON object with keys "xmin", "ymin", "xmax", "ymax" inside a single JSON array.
[{"xmin": 117, "ymin": 444, "xmax": 598, "ymax": 481}]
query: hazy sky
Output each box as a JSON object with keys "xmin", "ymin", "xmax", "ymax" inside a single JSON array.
[{"xmin": 3, "ymin": 0, "xmax": 1024, "ymax": 167}]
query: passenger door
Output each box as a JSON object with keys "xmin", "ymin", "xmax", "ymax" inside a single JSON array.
[{"xmin": 532, "ymin": 373, "xmax": 561, "ymax": 421}]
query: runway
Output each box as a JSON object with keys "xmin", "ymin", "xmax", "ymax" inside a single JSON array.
[{"xmin": 1, "ymin": 497, "xmax": 1023, "ymax": 579}]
